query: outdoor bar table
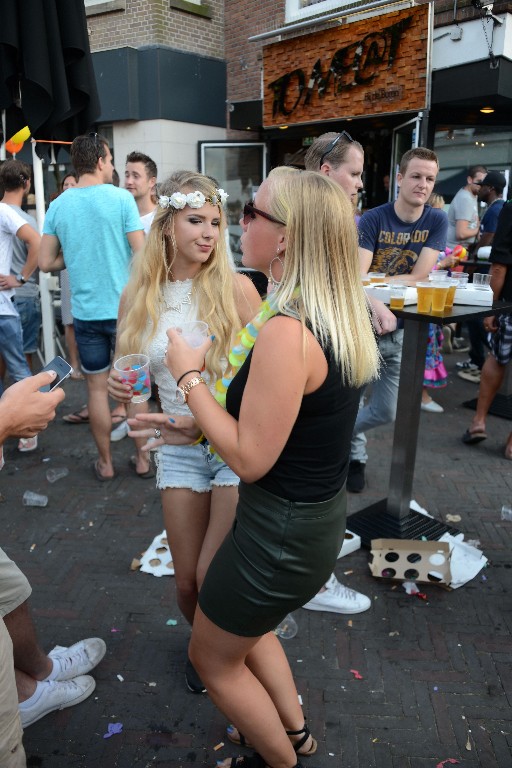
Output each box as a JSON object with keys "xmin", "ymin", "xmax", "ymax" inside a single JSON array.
[{"xmin": 348, "ymin": 299, "xmax": 512, "ymax": 547}]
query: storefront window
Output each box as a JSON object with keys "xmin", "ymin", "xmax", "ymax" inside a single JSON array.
[
  {"xmin": 434, "ymin": 126, "xmax": 512, "ymax": 202},
  {"xmin": 199, "ymin": 142, "xmax": 267, "ymax": 266},
  {"xmin": 285, "ymin": 0, "xmax": 354, "ymax": 23}
]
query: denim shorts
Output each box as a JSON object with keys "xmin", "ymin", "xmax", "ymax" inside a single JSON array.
[
  {"xmin": 13, "ymin": 296, "xmax": 41, "ymax": 354},
  {"xmin": 73, "ymin": 318, "xmax": 117, "ymax": 374},
  {"xmin": 155, "ymin": 442, "xmax": 239, "ymax": 492}
]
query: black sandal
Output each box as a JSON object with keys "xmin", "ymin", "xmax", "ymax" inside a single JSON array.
[
  {"xmin": 226, "ymin": 723, "xmax": 316, "ymax": 756},
  {"xmin": 219, "ymin": 756, "xmax": 304, "ymax": 768}
]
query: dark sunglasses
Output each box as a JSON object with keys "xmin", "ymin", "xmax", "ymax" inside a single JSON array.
[
  {"xmin": 243, "ymin": 201, "xmax": 285, "ymax": 226},
  {"xmin": 319, "ymin": 131, "xmax": 354, "ymax": 167}
]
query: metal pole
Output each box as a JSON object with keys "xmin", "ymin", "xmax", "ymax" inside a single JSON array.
[{"xmin": 32, "ymin": 140, "xmax": 56, "ymax": 363}]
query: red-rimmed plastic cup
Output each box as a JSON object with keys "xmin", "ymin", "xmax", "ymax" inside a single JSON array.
[{"xmin": 114, "ymin": 354, "xmax": 151, "ymax": 403}]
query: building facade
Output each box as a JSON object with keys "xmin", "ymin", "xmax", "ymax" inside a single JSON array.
[
  {"xmin": 85, "ymin": 0, "xmax": 227, "ymax": 180},
  {"xmin": 224, "ymin": 0, "xmax": 512, "ymax": 212}
]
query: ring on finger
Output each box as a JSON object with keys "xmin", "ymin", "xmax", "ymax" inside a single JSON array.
[{"xmin": 154, "ymin": 428, "xmax": 162, "ymax": 439}]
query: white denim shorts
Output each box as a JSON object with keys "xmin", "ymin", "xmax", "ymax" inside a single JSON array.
[{"xmin": 155, "ymin": 442, "xmax": 239, "ymax": 492}]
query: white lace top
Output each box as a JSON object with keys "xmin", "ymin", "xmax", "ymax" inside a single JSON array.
[{"xmin": 146, "ymin": 279, "xmax": 216, "ymax": 415}]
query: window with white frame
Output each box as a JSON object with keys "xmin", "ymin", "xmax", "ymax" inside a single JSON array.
[
  {"xmin": 285, "ymin": 0, "xmax": 355, "ymax": 24},
  {"xmin": 84, "ymin": 0, "xmax": 126, "ymax": 15}
]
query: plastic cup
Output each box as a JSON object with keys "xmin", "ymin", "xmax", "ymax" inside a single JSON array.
[
  {"xmin": 444, "ymin": 279, "xmax": 458, "ymax": 310},
  {"xmin": 361, "ymin": 275, "xmax": 371, "ymax": 286},
  {"xmin": 389, "ymin": 285, "xmax": 407, "ymax": 310},
  {"xmin": 473, "ymin": 273, "xmax": 492, "ymax": 286},
  {"xmin": 274, "ymin": 613, "xmax": 298, "ymax": 639},
  {"xmin": 416, "ymin": 282, "xmax": 433, "ymax": 313},
  {"xmin": 431, "ymin": 282, "xmax": 450, "ymax": 314},
  {"xmin": 429, "ymin": 270, "xmax": 448, "ymax": 281},
  {"xmin": 23, "ymin": 491, "xmax": 48, "ymax": 507},
  {"xmin": 173, "ymin": 321, "xmax": 209, "ymax": 349},
  {"xmin": 114, "ymin": 354, "xmax": 151, "ymax": 403},
  {"xmin": 451, "ymin": 272, "xmax": 469, "ymax": 289},
  {"xmin": 46, "ymin": 467, "xmax": 69, "ymax": 484},
  {"xmin": 369, "ymin": 272, "xmax": 386, "ymax": 284}
]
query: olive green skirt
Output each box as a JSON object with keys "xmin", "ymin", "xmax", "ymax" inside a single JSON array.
[{"xmin": 198, "ymin": 481, "xmax": 347, "ymax": 637}]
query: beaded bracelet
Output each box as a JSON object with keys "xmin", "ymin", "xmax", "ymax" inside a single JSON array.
[{"xmin": 176, "ymin": 369, "xmax": 201, "ymax": 388}]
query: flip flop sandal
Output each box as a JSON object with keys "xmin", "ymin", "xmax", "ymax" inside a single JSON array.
[
  {"xmin": 93, "ymin": 460, "xmax": 116, "ymax": 482},
  {"xmin": 462, "ymin": 429, "xmax": 487, "ymax": 445},
  {"xmin": 129, "ymin": 457, "xmax": 155, "ymax": 479},
  {"xmin": 62, "ymin": 406, "xmax": 89, "ymax": 424},
  {"xmin": 227, "ymin": 723, "xmax": 317, "ymax": 756},
  {"xmin": 111, "ymin": 413, "xmax": 127, "ymax": 425}
]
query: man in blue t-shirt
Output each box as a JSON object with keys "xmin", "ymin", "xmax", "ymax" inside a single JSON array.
[
  {"xmin": 348, "ymin": 147, "xmax": 448, "ymax": 493},
  {"xmin": 39, "ymin": 134, "xmax": 145, "ymax": 481},
  {"xmin": 455, "ymin": 170, "xmax": 507, "ymax": 384}
]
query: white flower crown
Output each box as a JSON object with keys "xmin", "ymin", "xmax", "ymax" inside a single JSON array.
[{"xmin": 158, "ymin": 189, "xmax": 228, "ymax": 210}]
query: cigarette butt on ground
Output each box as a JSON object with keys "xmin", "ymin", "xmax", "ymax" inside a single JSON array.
[{"xmin": 213, "ymin": 742, "xmax": 224, "ymax": 751}]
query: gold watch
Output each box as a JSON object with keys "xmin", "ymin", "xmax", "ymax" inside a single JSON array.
[{"xmin": 175, "ymin": 376, "xmax": 206, "ymax": 405}]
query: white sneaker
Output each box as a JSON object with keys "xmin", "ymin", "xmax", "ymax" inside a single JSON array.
[
  {"xmin": 47, "ymin": 637, "xmax": 107, "ymax": 681},
  {"xmin": 110, "ymin": 420, "xmax": 129, "ymax": 442},
  {"xmin": 18, "ymin": 435, "xmax": 38, "ymax": 452},
  {"xmin": 19, "ymin": 676, "xmax": 96, "ymax": 727},
  {"xmin": 421, "ymin": 399, "xmax": 444, "ymax": 413},
  {"xmin": 302, "ymin": 574, "xmax": 371, "ymax": 614}
]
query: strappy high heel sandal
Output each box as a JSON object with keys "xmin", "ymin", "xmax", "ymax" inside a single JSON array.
[
  {"xmin": 226, "ymin": 723, "xmax": 317, "ymax": 756},
  {"xmin": 217, "ymin": 756, "xmax": 306, "ymax": 768}
]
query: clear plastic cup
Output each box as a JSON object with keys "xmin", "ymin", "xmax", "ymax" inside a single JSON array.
[
  {"xmin": 444, "ymin": 279, "xmax": 458, "ymax": 310},
  {"xmin": 473, "ymin": 273, "xmax": 492, "ymax": 286},
  {"xmin": 389, "ymin": 285, "xmax": 407, "ymax": 310},
  {"xmin": 114, "ymin": 354, "xmax": 151, "ymax": 403},
  {"xmin": 46, "ymin": 467, "xmax": 69, "ymax": 484},
  {"xmin": 429, "ymin": 270, "xmax": 448, "ymax": 281},
  {"xmin": 431, "ymin": 283, "xmax": 450, "ymax": 313},
  {"xmin": 451, "ymin": 272, "xmax": 469, "ymax": 289},
  {"xmin": 23, "ymin": 491, "xmax": 48, "ymax": 507},
  {"xmin": 274, "ymin": 613, "xmax": 298, "ymax": 639},
  {"xmin": 369, "ymin": 272, "xmax": 386, "ymax": 284},
  {"xmin": 173, "ymin": 321, "xmax": 209, "ymax": 348},
  {"xmin": 361, "ymin": 275, "xmax": 371, "ymax": 286},
  {"xmin": 416, "ymin": 282, "xmax": 433, "ymax": 313}
]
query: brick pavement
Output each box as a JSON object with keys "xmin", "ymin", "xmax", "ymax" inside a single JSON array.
[{"xmin": 1, "ymin": 349, "xmax": 511, "ymax": 768}]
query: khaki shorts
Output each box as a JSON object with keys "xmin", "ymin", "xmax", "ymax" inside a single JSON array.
[
  {"xmin": 0, "ymin": 547, "xmax": 31, "ymax": 618},
  {"xmin": 0, "ymin": 619, "xmax": 26, "ymax": 768}
]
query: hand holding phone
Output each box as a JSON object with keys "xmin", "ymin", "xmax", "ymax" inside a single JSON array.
[{"xmin": 38, "ymin": 356, "xmax": 73, "ymax": 392}]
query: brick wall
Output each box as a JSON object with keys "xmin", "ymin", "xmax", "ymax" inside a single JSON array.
[{"xmin": 87, "ymin": 0, "xmax": 224, "ymax": 59}]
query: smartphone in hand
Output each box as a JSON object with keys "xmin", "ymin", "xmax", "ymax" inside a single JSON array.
[{"xmin": 38, "ymin": 356, "xmax": 74, "ymax": 392}]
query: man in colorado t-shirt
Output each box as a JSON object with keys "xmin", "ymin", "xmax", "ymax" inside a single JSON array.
[{"xmin": 348, "ymin": 146, "xmax": 448, "ymax": 493}]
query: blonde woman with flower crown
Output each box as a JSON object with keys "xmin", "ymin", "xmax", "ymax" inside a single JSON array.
[
  {"xmin": 160, "ymin": 167, "xmax": 380, "ymax": 768},
  {"xmin": 107, "ymin": 171, "xmax": 261, "ymax": 693}
]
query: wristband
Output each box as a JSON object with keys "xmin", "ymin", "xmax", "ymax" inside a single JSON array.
[{"xmin": 176, "ymin": 369, "xmax": 201, "ymax": 388}]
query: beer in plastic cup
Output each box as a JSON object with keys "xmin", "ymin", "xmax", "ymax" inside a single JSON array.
[
  {"xmin": 444, "ymin": 279, "xmax": 457, "ymax": 310},
  {"xmin": 431, "ymin": 282, "xmax": 450, "ymax": 314},
  {"xmin": 361, "ymin": 275, "xmax": 371, "ymax": 286},
  {"xmin": 416, "ymin": 282, "xmax": 433, "ymax": 313},
  {"xmin": 370, "ymin": 272, "xmax": 386, "ymax": 283},
  {"xmin": 114, "ymin": 354, "xmax": 151, "ymax": 403},
  {"xmin": 389, "ymin": 285, "xmax": 407, "ymax": 310}
]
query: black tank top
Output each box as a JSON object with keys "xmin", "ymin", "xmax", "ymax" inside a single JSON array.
[{"xmin": 226, "ymin": 335, "xmax": 362, "ymax": 502}]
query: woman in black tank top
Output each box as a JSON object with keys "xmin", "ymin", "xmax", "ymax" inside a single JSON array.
[{"xmin": 163, "ymin": 168, "xmax": 379, "ymax": 768}]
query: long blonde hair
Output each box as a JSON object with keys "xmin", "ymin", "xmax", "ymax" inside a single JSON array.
[
  {"xmin": 266, "ymin": 167, "xmax": 379, "ymax": 387},
  {"xmin": 117, "ymin": 170, "xmax": 242, "ymax": 380}
]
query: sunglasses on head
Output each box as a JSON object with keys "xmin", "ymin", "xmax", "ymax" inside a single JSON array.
[
  {"xmin": 243, "ymin": 201, "xmax": 285, "ymax": 226},
  {"xmin": 319, "ymin": 131, "xmax": 354, "ymax": 168}
]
